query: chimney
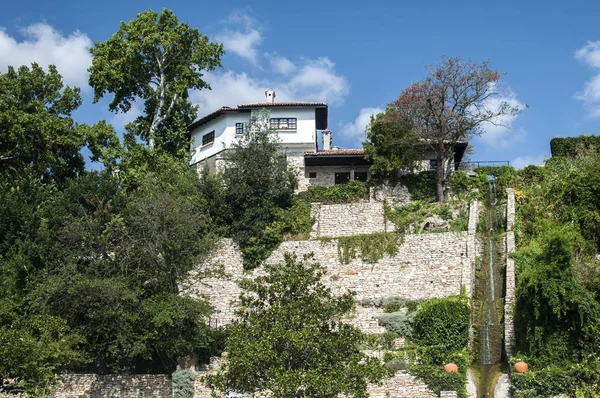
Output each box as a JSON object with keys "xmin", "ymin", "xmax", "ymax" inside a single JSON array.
[
  {"xmin": 265, "ymin": 89, "xmax": 276, "ymax": 103},
  {"xmin": 322, "ymin": 130, "xmax": 332, "ymax": 151}
]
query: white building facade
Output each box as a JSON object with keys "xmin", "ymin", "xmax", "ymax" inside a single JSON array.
[{"xmin": 188, "ymin": 90, "xmax": 468, "ymax": 191}]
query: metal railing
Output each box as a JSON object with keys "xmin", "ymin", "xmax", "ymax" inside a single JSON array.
[{"xmin": 457, "ymin": 161, "xmax": 510, "ymax": 171}]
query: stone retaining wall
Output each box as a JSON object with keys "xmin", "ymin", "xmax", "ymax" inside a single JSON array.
[
  {"xmin": 53, "ymin": 374, "xmax": 171, "ymax": 398},
  {"xmin": 504, "ymin": 188, "xmax": 516, "ymax": 358},
  {"xmin": 310, "ymin": 201, "xmax": 393, "ymax": 238},
  {"xmin": 186, "ymin": 229, "xmax": 475, "ymax": 333},
  {"xmin": 191, "ymin": 357, "xmax": 442, "ymax": 398}
]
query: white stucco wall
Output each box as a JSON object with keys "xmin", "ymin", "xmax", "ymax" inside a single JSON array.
[{"xmin": 189, "ymin": 107, "xmax": 318, "ymax": 165}]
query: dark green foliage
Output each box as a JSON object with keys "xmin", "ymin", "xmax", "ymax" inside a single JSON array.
[
  {"xmin": 405, "ymin": 295, "xmax": 471, "ymax": 398},
  {"xmin": 0, "ymin": 314, "xmax": 86, "ymax": 396},
  {"xmin": 513, "ymin": 225, "xmax": 600, "ymax": 361},
  {"xmin": 220, "ymin": 111, "xmax": 297, "ymax": 269},
  {"xmin": 335, "ymin": 232, "xmax": 403, "ymax": 264},
  {"xmin": 297, "ymin": 180, "xmax": 369, "ymax": 204},
  {"xmin": 270, "ymin": 197, "xmax": 314, "ymax": 240},
  {"xmin": 511, "ymin": 153, "xmax": 600, "ymax": 396},
  {"xmin": 206, "ymin": 254, "xmax": 390, "ymax": 398},
  {"xmin": 550, "ymin": 134, "xmax": 600, "ymax": 158},
  {"xmin": 383, "ymin": 302, "xmax": 402, "ymax": 313},
  {"xmin": 362, "ymin": 109, "xmax": 423, "ymax": 175},
  {"xmin": 409, "ymin": 348, "xmax": 469, "ymax": 398},
  {"xmin": 396, "ymin": 171, "xmax": 437, "ymax": 202},
  {"xmin": 412, "ymin": 295, "xmax": 470, "ymax": 352},
  {"xmin": 0, "ymin": 63, "xmax": 85, "ymax": 185}
]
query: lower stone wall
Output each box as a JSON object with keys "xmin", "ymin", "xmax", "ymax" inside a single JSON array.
[
  {"xmin": 53, "ymin": 374, "xmax": 171, "ymax": 398},
  {"xmin": 186, "ymin": 231, "xmax": 474, "ymax": 333},
  {"xmin": 191, "ymin": 358, "xmax": 442, "ymax": 398}
]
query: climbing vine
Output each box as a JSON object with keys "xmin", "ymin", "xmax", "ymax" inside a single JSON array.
[{"xmin": 324, "ymin": 232, "xmax": 404, "ymax": 264}]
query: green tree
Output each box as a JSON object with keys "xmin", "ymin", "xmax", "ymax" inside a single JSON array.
[
  {"xmin": 0, "ymin": 64, "xmax": 85, "ymax": 185},
  {"xmin": 0, "ymin": 314, "xmax": 85, "ymax": 397},
  {"xmin": 363, "ymin": 109, "xmax": 423, "ymax": 177},
  {"xmin": 88, "ymin": 8, "xmax": 224, "ymax": 156},
  {"xmin": 389, "ymin": 57, "xmax": 523, "ymax": 202},
  {"xmin": 206, "ymin": 254, "xmax": 389, "ymax": 398},
  {"xmin": 221, "ymin": 111, "xmax": 297, "ymax": 269}
]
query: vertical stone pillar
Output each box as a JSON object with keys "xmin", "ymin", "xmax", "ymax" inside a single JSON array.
[{"xmin": 504, "ymin": 188, "xmax": 516, "ymax": 358}]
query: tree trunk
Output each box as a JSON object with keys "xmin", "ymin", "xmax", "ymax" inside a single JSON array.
[{"xmin": 436, "ymin": 145, "xmax": 445, "ymax": 202}]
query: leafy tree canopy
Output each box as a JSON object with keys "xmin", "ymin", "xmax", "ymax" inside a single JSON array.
[
  {"xmin": 363, "ymin": 109, "xmax": 423, "ymax": 176},
  {"xmin": 207, "ymin": 254, "xmax": 389, "ymax": 398},
  {"xmin": 0, "ymin": 63, "xmax": 85, "ymax": 185},
  {"xmin": 89, "ymin": 8, "xmax": 224, "ymax": 155},
  {"xmin": 389, "ymin": 57, "xmax": 523, "ymax": 201}
]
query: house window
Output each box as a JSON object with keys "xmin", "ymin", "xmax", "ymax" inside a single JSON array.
[
  {"xmin": 309, "ymin": 172, "xmax": 317, "ymax": 179},
  {"xmin": 235, "ymin": 123, "xmax": 244, "ymax": 135},
  {"xmin": 202, "ymin": 131, "xmax": 215, "ymax": 146},
  {"xmin": 335, "ymin": 172, "xmax": 351, "ymax": 184},
  {"xmin": 270, "ymin": 118, "xmax": 297, "ymax": 130},
  {"xmin": 354, "ymin": 172, "xmax": 368, "ymax": 182},
  {"xmin": 429, "ymin": 159, "xmax": 438, "ymax": 170}
]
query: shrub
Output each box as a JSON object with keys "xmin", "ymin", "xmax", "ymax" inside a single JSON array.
[
  {"xmin": 383, "ymin": 302, "xmax": 402, "ymax": 313},
  {"xmin": 397, "ymin": 171, "xmax": 437, "ymax": 202},
  {"xmin": 550, "ymin": 135, "xmax": 600, "ymax": 158},
  {"xmin": 412, "ymin": 295, "xmax": 470, "ymax": 352},
  {"xmin": 376, "ymin": 310, "xmax": 414, "ymax": 337},
  {"xmin": 297, "ymin": 180, "xmax": 369, "ymax": 204},
  {"xmin": 172, "ymin": 367, "xmax": 197, "ymax": 398}
]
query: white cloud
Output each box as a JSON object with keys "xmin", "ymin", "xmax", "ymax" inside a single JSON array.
[
  {"xmin": 268, "ymin": 55, "xmax": 296, "ymax": 75},
  {"xmin": 216, "ymin": 12, "xmax": 262, "ymax": 64},
  {"xmin": 511, "ymin": 154, "xmax": 545, "ymax": 170},
  {"xmin": 285, "ymin": 57, "xmax": 349, "ymax": 105},
  {"xmin": 191, "ymin": 57, "xmax": 350, "ymax": 114},
  {"xmin": 476, "ymin": 90, "xmax": 527, "ymax": 148},
  {"xmin": 341, "ymin": 107, "xmax": 384, "ymax": 139},
  {"xmin": 575, "ymin": 40, "xmax": 600, "ymax": 115},
  {"xmin": 0, "ymin": 23, "xmax": 92, "ymax": 89}
]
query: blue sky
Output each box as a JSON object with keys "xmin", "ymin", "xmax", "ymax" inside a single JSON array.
[{"xmin": 2, "ymin": 0, "xmax": 600, "ymax": 168}]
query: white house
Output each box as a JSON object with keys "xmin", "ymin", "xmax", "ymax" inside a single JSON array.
[{"xmin": 188, "ymin": 90, "xmax": 468, "ymax": 190}]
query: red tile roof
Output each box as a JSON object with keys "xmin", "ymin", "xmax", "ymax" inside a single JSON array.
[
  {"xmin": 304, "ymin": 149, "xmax": 365, "ymax": 156},
  {"xmin": 188, "ymin": 106, "xmax": 237, "ymax": 130},
  {"xmin": 237, "ymin": 101, "xmax": 328, "ymax": 108}
]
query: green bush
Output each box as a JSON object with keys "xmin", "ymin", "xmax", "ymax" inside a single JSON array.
[
  {"xmin": 297, "ymin": 180, "xmax": 369, "ymax": 204},
  {"xmin": 377, "ymin": 310, "xmax": 414, "ymax": 337},
  {"xmin": 172, "ymin": 367, "xmax": 197, "ymax": 398},
  {"xmin": 397, "ymin": 171, "xmax": 437, "ymax": 202},
  {"xmin": 550, "ymin": 134, "xmax": 600, "ymax": 158},
  {"xmin": 412, "ymin": 295, "xmax": 470, "ymax": 352},
  {"xmin": 270, "ymin": 197, "xmax": 313, "ymax": 240},
  {"xmin": 383, "ymin": 302, "xmax": 402, "ymax": 313}
]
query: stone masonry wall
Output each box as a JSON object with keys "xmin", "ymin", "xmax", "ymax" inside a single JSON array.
[
  {"xmin": 191, "ymin": 357, "xmax": 440, "ymax": 398},
  {"xmin": 504, "ymin": 188, "xmax": 516, "ymax": 358},
  {"xmin": 53, "ymin": 374, "xmax": 171, "ymax": 398},
  {"xmin": 310, "ymin": 201, "xmax": 393, "ymax": 238},
  {"xmin": 186, "ymin": 230, "xmax": 473, "ymax": 334}
]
